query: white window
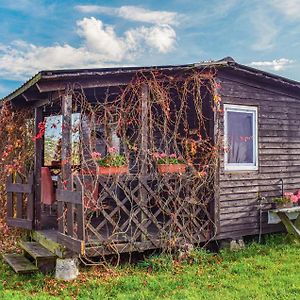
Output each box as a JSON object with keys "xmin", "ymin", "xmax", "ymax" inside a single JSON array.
[{"xmin": 224, "ymin": 104, "xmax": 258, "ymax": 171}]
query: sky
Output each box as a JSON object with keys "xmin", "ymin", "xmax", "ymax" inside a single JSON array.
[{"xmin": 0, "ymin": 0, "xmax": 300, "ymax": 98}]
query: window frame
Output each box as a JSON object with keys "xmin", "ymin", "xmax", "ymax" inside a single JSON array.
[{"xmin": 224, "ymin": 104, "xmax": 258, "ymax": 171}]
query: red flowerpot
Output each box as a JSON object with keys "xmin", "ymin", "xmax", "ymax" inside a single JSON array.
[
  {"xmin": 81, "ymin": 168, "xmax": 97, "ymax": 175},
  {"xmin": 157, "ymin": 164, "xmax": 186, "ymax": 174},
  {"xmin": 97, "ymin": 165, "xmax": 129, "ymax": 175}
]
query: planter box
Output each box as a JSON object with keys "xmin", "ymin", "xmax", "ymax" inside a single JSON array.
[
  {"xmin": 97, "ymin": 165, "xmax": 129, "ymax": 175},
  {"xmin": 272, "ymin": 202, "xmax": 293, "ymax": 209},
  {"xmin": 157, "ymin": 164, "xmax": 186, "ymax": 174},
  {"xmin": 51, "ymin": 160, "xmax": 61, "ymax": 168},
  {"xmin": 81, "ymin": 168, "xmax": 97, "ymax": 175}
]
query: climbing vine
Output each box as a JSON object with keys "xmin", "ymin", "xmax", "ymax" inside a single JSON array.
[
  {"xmin": 65, "ymin": 68, "xmax": 222, "ymax": 259},
  {"xmin": 0, "ymin": 102, "xmax": 34, "ymax": 252}
]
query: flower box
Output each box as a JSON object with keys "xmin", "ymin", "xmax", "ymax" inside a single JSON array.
[
  {"xmin": 97, "ymin": 165, "xmax": 129, "ymax": 175},
  {"xmin": 157, "ymin": 163, "xmax": 186, "ymax": 174},
  {"xmin": 273, "ymin": 202, "xmax": 293, "ymax": 209},
  {"xmin": 81, "ymin": 168, "xmax": 97, "ymax": 175},
  {"xmin": 51, "ymin": 160, "xmax": 61, "ymax": 168}
]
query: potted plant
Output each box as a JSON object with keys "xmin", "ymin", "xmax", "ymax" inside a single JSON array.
[
  {"xmin": 272, "ymin": 192, "xmax": 299, "ymax": 209},
  {"xmin": 285, "ymin": 192, "xmax": 299, "ymax": 206},
  {"xmin": 153, "ymin": 152, "xmax": 186, "ymax": 174},
  {"xmin": 92, "ymin": 147, "xmax": 128, "ymax": 175},
  {"xmin": 272, "ymin": 197, "xmax": 293, "ymax": 209}
]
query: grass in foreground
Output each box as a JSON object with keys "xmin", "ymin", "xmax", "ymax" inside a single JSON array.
[{"xmin": 0, "ymin": 234, "xmax": 300, "ymax": 300}]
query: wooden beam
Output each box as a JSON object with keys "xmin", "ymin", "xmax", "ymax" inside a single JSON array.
[
  {"xmin": 294, "ymin": 213, "xmax": 300, "ymax": 229},
  {"xmin": 6, "ymin": 182, "xmax": 32, "ymax": 193},
  {"xmin": 30, "ymin": 91, "xmax": 61, "ymax": 108},
  {"xmin": 34, "ymin": 106, "xmax": 43, "ymax": 230},
  {"xmin": 22, "ymin": 92, "xmax": 48, "ymax": 102},
  {"xmin": 277, "ymin": 212, "xmax": 300, "ymax": 243},
  {"xmin": 37, "ymin": 76, "xmax": 131, "ymax": 93},
  {"xmin": 7, "ymin": 218, "xmax": 33, "ymax": 230},
  {"xmin": 57, "ymin": 232, "xmax": 85, "ymax": 255},
  {"xmin": 31, "ymin": 99, "xmax": 50, "ymax": 108},
  {"xmin": 56, "ymin": 189, "xmax": 82, "ymax": 204}
]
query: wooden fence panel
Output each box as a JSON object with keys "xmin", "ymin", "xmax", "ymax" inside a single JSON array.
[
  {"xmin": 6, "ymin": 173, "xmax": 34, "ymax": 230},
  {"xmin": 56, "ymin": 176, "xmax": 85, "ymax": 253}
]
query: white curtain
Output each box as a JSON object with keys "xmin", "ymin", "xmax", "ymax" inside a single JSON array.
[{"xmin": 227, "ymin": 112, "xmax": 253, "ymax": 164}]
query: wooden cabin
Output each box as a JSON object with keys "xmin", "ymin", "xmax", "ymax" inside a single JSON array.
[{"xmin": 3, "ymin": 57, "xmax": 300, "ymax": 262}]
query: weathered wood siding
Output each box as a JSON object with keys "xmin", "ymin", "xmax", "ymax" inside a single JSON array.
[{"xmin": 216, "ymin": 72, "xmax": 300, "ymax": 239}]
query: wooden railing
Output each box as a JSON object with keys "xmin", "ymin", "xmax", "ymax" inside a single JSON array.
[
  {"xmin": 56, "ymin": 176, "xmax": 85, "ymax": 254},
  {"xmin": 56, "ymin": 174, "xmax": 213, "ymax": 256},
  {"xmin": 6, "ymin": 173, "xmax": 34, "ymax": 229}
]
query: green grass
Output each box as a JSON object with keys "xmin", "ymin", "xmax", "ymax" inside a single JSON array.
[{"xmin": 1, "ymin": 234, "xmax": 300, "ymax": 300}]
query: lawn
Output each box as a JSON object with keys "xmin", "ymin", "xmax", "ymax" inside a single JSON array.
[{"xmin": 0, "ymin": 234, "xmax": 299, "ymax": 300}]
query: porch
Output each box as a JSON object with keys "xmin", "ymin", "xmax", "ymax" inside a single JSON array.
[{"xmin": 5, "ymin": 67, "xmax": 220, "ymax": 256}]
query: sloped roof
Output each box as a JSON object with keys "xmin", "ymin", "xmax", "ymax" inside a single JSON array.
[{"xmin": 3, "ymin": 57, "xmax": 300, "ymax": 103}]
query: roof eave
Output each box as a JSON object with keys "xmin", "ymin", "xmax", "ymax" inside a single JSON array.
[
  {"xmin": 1, "ymin": 72, "xmax": 42, "ymax": 102},
  {"xmin": 234, "ymin": 63, "xmax": 300, "ymax": 87}
]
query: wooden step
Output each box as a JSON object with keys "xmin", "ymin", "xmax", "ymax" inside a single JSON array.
[
  {"xmin": 20, "ymin": 241, "xmax": 57, "ymax": 260},
  {"xmin": 31, "ymin": 230, "xmax": 68, "ymax": 258},
  {"xmin": 3, "ymin": 254, "xmax": 38, "ymax": 274}
]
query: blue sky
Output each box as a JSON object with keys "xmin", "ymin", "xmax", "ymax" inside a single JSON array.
[{"xmin": 0, "ymin": 0, "xmax": 300, "ymax": 98}]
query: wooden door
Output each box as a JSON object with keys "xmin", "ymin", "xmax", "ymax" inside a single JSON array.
[{"xmin": 6, "ymin": 173, "xmax": 34, "ymax": 230}]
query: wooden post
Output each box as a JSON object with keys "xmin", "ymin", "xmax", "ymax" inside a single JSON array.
[
  {"xmin": 34, "ymin": 106, "xmax": 43, "ymax": 229},
  {"xmin": 140, "ymin": 84, "xmax": 149, "ymax": 241},
  {"xmin": 213, "ymin": 102, "xmax": 220, "ymax": 237},
  {"xmin": 59, "ymin": 93, "xmax": 73, "ymax": 235},
  {"xmin": 6, "ymin": 175, "xmax": 13, "ymax": 219},
  {"xmin": 140, "ymin": 84, "xmax": 149, "ymax": 173},
  {"xmin": 61, "ymin": 93, "xmax": 73, "ymax": 188}
]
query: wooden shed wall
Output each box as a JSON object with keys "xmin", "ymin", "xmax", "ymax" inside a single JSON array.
[{"xmin": 215, "ymin": 72, "xmax": 300, "ymax": 239}]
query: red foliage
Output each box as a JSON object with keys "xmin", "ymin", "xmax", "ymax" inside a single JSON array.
[
  {"xmin": 0, "ymin": 103, "xmax": 34, "ymax": 252},
  {"xmin": 32, "ymin": 121, "xmax": 46, "ymax": 141}
]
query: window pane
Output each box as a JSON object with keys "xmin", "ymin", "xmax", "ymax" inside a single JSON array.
[
  {"xmin": 227, "ymin": 111, "xmax": 254, "ymax": 164},
  {"xmin": 44, "ymin": 114, "xmax": 80, "ymax": 166}
]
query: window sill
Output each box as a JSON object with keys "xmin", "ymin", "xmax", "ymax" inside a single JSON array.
[{"xmin": 224, "ymin": 166, "xmax": 258, "ymax": 172}]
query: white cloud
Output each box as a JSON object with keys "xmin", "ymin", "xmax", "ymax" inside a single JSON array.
[
  {"xmin": 269, "ymin": 0, "xmax": 300, "ymax": 19},
  {"xmin": 0, "ymin": 17, "xmax": 177, "ymax": 80},
  {"xmin": 251, "ymin": 11, "xmax": 278, "ymax": 51},
  {"xmin": 250, "ymin": 58, "xmax": 294, "ymax": 71},
  {"xmin": 0, "ymin": 41, "xmax": 94, "ymax": 80},
  {"xmin": 75, "ymin": 5, "xmax": 181, "ymax": 25},
  {"xmin": 126, "ymin": 25, "xmax": 176, "ymax": 53},
  {"xmin": 76, "ymin": 17, "xmax": 128, "ymax": 62}
]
